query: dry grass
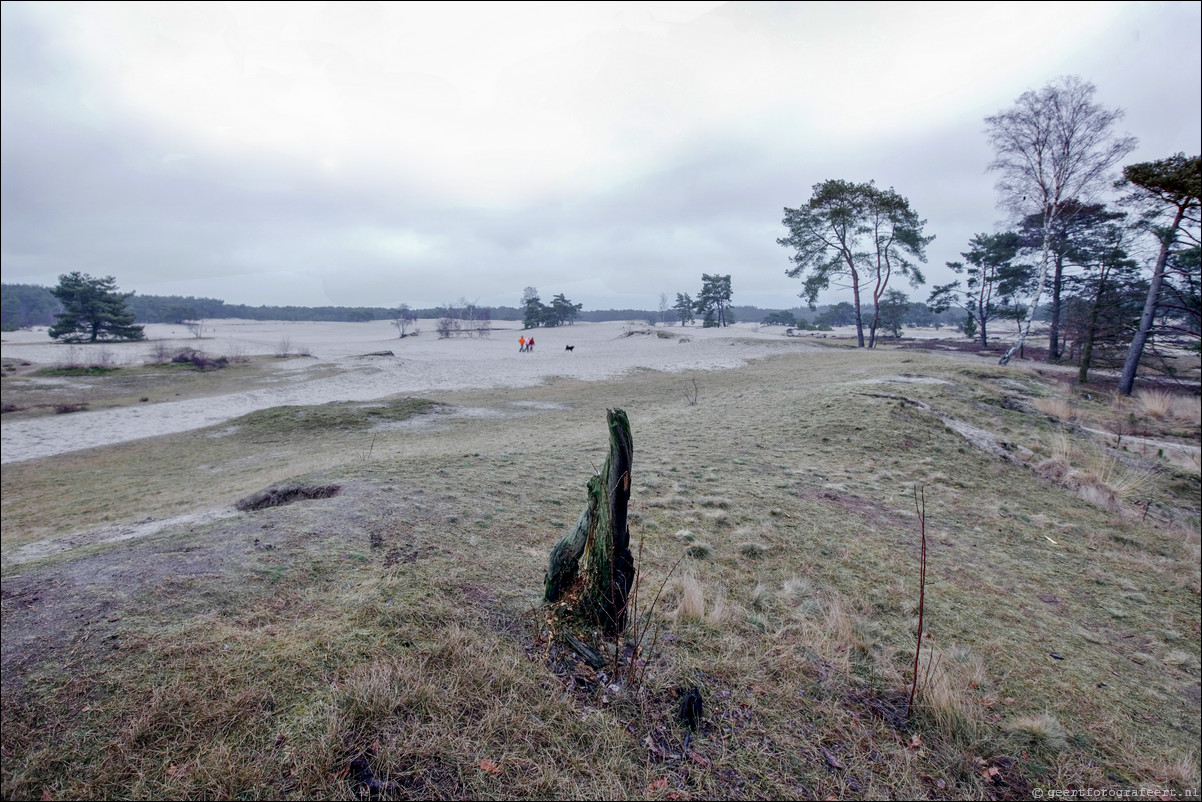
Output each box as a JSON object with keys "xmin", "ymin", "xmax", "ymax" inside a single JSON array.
[
  {"xmin": 1034, "ymin": 434, "xmax": 1161, "ymax": 513},
  {"xmin": 1034, "ymin": 395, "xmax": 1077, "ymax": 422},
  {"xmin": 667, "ymin": 573, "xmax": 707, "ymax": 622},
  {"xmin": 3, "ymin": 346, "xmax": 1200, "ymax": 799},
  {"xmin": 1135, "ymin": 389, "xmax": 1175, "ymax": 420},
  {"xmin": 1005, "ymin": 713, "xmax": 1070, "ymax": 753}
]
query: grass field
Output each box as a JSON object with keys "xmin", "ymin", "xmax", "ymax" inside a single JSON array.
[{"xmin": 2, "ymin": 343, "xmax": 1199, "ymax": 800}]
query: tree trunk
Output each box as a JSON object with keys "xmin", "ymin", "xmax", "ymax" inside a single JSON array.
[
  {"xmin": 1000, "ymin": 207, "xmax": 1057, "ymax": 366},
  {"xmin": 849, "ymin": 285, "xmax": 866, "ymax": 348},
  {"xmin": 1076, "ymin": 284, "xmax": 1101, "ymax": 384},
  {"xmin": 1119, "ymin": 205, "xmax": 1184, "ymax": 395},
  {"xmin": 1048, "ymin": 253, "xmax": 1065, "ymax": 361},
  {"xmin": 544, "ymin": 409, "xmax": 635, "ymax": 635}
]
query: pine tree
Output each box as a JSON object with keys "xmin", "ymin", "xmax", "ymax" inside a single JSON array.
[
  {"xmin": 48, "ymin": 272, "xmax": 145, "ymax": 342},
  {"xmin": 694, "ymin": 274, "xmax": 733, "ymax": 327}
]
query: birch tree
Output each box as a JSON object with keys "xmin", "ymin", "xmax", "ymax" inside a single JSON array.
[{"xmin": 985, "ymin": 75, "xmax": 1136, "ymax": 366}]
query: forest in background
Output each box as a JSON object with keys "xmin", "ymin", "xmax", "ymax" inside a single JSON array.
[{"xmin": 0, "ymin": 283, "xmax": 963, "ymax": 333}]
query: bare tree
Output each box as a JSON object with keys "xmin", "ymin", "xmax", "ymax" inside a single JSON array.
[
  {"xmin": 393, "ymin": 303, "xmax": 416, "ymax": 338},
  {"xmin": 985, "ymin": 75, "xmax": 1136, "ymax": 365},
  {"xmin": 436, "ymin": 301, "xmax": 460, "ymax": 339}
]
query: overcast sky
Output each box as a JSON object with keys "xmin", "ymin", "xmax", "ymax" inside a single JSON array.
[{"xmin": 2, "ymin": 2, "xmax": 1200, "ymax": 312}]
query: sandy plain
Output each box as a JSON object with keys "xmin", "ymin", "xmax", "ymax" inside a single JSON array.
[{"xmin": 1, "ymin": 318, "xmax": 826, "ymax": 464}]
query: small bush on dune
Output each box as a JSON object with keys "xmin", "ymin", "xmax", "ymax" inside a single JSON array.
[
  {"xmin": 156, "ymin": 348, "xmax": 230, "ymax": 370},
  {"xmin": 53, "ymin": 403, "xmax": 87, "ymax": 414}
]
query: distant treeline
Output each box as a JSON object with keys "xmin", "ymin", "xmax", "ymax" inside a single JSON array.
[
  {"xmin": 1, "ymin": 284, "xmax": 63, "ymax": 330},
  {"xmin": 2, "ymin": 283, "xmax": 965, "ymax": 332}
]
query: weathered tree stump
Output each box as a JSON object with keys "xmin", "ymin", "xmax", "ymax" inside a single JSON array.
[{"xmin": 544, "ymin": 408, "xmax": 635, "ymax": 635}]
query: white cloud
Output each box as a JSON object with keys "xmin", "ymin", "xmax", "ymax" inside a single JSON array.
[{"xmin": 3, "ymin": 1, "xmax": 1199, "ymax": 310}]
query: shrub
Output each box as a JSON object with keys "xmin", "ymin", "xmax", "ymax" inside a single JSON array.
[{"xmin": 171, "ymin": 349, "xmax": 228, "ymax": 370}]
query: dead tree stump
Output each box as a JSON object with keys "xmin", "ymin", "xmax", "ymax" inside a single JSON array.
[{"xmin": 544, "ymin": 408, "xmax": 635, "ymax": 635}]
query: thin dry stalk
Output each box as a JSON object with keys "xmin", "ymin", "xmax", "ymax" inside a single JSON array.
[
  {"xmin": 908, "ymin": 485, "xmax": 927, "ymax": 716},
  {"xmin": 626, "ymin": 551, "xmax": 686, "ymax": 691},
  {"xmin": 615, "ymin": 531, "xmax": 647, "ymax": 679}
]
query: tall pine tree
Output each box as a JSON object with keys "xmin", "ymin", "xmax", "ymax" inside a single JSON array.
[{"xmin": 48, "ymin": 272, "xmax": 145, "ymax": 342}]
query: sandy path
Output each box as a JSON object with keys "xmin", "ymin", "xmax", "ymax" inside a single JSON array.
[{"xmin": 2, "ymin": 320, "xmax": 806, "ymax": 464}]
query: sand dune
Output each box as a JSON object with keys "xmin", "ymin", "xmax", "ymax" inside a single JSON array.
[{"xmin": 2, "ymin": 319, "xmax": 811, "ymax": 463}]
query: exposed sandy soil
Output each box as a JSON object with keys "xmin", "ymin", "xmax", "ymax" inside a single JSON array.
[{"xmin": 1, "ymin": 319, "xmax": 816, "ymax": 463}]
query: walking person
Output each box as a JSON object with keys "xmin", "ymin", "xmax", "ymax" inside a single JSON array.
[
  {"xmin": 519, "ymin": 335, "xmax": 526, "ymax": 352},
  {"xmin": 527, "ymin": 336, "xmax": 534, "ymax": 352}
]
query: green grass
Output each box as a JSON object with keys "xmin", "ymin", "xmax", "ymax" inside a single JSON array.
[
  {"xmin": 234, "ymin": 397, "xmax": 440, "ymax": 437},
  {"xmin": 2, "ymin": 348, "xmax": 1199, "ymax": 799},
  {"xmin": 32, "ymin": 366, "xmax": 121, "ymax": 377}
]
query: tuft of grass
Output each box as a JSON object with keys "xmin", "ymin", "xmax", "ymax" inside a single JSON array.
[
  {"xmin": 1034, "ymin": 434, "xmax": 1157, "ymax": 512},
  {"xmin": 781, "ymin": 576, "xmax": 813, "ymax": 603},
  {"xmin": 684, "ymin": 541, "xmax": 713, "ymax": 559},
  {"xmin": 1135, "ymin": 389, "xmax": 1174, "ymax": 419},
  {"xmin": 737, "ymin": 541, "xmax": 768, "ymax": 558},
  {"xmin": 1034, "ymin": 396, "xmax": 1077, "ymax": 422},
  {"xmin": 750, "ymin": 582, "xmax": 773, "ymax": 611},
  {"xmin": 1005, "ymin": 713, "xmax": 1070, "ymax": 752},
  {"xmin": 914, "ymin": 649, "xmax": 983, "ymax": 741},
  {"xmin": 1072, "ymin": 452, "xmax": 1157, "ymax": 503},
  {"xmin": 670, "ymin": 573, "xmax": 706, "ymax": 621}
]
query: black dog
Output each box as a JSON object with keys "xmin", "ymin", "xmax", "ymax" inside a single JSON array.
[{"xmin": 565, "ymin": 345, "xmax": 575, "ymax": 352}]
